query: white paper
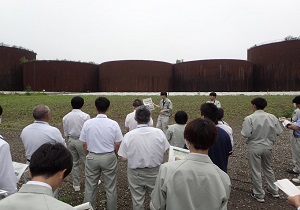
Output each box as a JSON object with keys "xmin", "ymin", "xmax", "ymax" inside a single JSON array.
[
  {"xmin": 274, "ymin": 179, "xmax": 300, "ymax": 196},
  {"xmin": 168, "ymin": 146, "xmax": 190, "ymax": 162},
  {"xmin": 143, "ymin": 98, "xmax": 155, "ymax": 111},
  {"xmin": 281, "ymin": 119, "xmax": 292, "ymax": 128},
  {"xmin": 13, "ymin": 161, "xmax": 28, "ymax": 182},
  {"xmin": 0, "ymin": 189, "xmax": 8, "ymax": 196},
  {"xmin": 74, "ymin": 202, "xmax": 94, "ymax": 210}
]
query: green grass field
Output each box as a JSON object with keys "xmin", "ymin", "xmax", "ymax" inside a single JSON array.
[{"xmin": 0, "ymin": 93, "xmax": 296, "ymax": 131}]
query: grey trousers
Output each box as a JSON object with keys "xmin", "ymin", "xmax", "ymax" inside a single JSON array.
[
  {"xmin": 127, "ymin": 166, "xmax": 160, "ymax": 210},
  {"xmin": 67, "ymin": 137, "xmax": 86, "ymax": 186},
  {"xmin": 290, "ymin": 133, "xmax": 300, "ymax": 173},
  {"xmin": 248, "ymin": 148, "xmax": 278, "ymax": 198},
  {"xmin": 84, "ymin": 152, "xmax": 117, "ymax": 210},
  {"xmin": 156, "ymin": 115, "xmax": 169, "ymax": 134}
]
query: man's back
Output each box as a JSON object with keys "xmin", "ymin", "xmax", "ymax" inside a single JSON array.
[
  {"xmin": 208, "ymin": 127, "xmax": 232, "ymax": 173},
  {"xmin": 63, "ymin": 109, "xmax": 90, "ymax": 137},
  {"xmin": 241, "ymin": 110, "xmax": 283, "ymax": 149},
  {"xmin": 0, "ymin": 182, "xmax": 74, "ymax": 210},
  {"xmin": 125, "ymin": 110, "xmax": 153, "ymax": 131},
  {"xmin": 21, "ymin": 122, "xmax": 65, "ymax": 160}
]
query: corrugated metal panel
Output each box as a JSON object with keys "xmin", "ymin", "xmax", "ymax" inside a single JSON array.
[
  {"xmin": 23, "ymin": 61, "xmax": 99, "ymax": 92},
  {"xmin": 173, "ymin": 59, "xmax": 253, "ymax": 92},
  {"xmin": 99, "ymin": 60, "xmax": 173, "ymax": 92},
  {"xmin": 248, "ymin": 40, "xmax": 300, "ymax": 91},
  {"xmin": 0, "ymin": 46, "xmax": 36, "ymax": 90}
]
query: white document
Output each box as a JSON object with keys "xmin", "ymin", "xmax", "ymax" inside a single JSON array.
[
  {"xmin": 274, "ymin": 179, "xmax": 300, "ymax": 196},
  {"xmin": 74, "ymin": 202, "xmax": 94, "ymax": 210},
  {"xmin": 143, "ymin": 98, "xmax": 155, "ymax": 111},
  {"xmin": 0, "ymin": 189, "xmax": 8, "ymax": 196},
  {"xmin": 281, "ymin": 119, "xmax": 292, "ymax": 128},
  {"xmin": 13, "ymin": 161, "xmax": 28, "ymax": 182},
  {"xmin": 168, "ymin": 146, "xmax": 190, "ymax": 162}
]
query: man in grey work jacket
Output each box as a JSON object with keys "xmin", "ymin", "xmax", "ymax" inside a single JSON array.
[
  {"xmin": 154, "ymin": 92, "xmax": 173, "ymax": 134},
  {"xmin": 241, "ymin": 97, "xmax": 283, "ymax": 203}
]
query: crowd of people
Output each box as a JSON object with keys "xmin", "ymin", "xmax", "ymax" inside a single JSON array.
[{"xmin": 1, "ymin": 92, "xmax": 300, "ymax": 210}]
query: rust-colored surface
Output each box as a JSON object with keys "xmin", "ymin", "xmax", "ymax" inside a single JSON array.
[
  {"xmin": 0, "ymin": 46, "xmax": 36, "ymax": 90},
  {"xmin": 23, "ymin": 61, "xmax": 99, "ymax": 92},
  {"xmin": 99, "ymin": 60, "xmax": 173, "ymax": 92},
  {"xmin": 173, "ymin": 59, "xmax": 253, "ymax": 92},
  {"xmin": 248, "ymin": 40, "xmax": 300, "ymax": 91}
]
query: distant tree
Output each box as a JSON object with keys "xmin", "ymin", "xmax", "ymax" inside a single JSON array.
[
  {"xmin": 284, "ymin": 35, "xmax": 299, "ymax": 41},
  {"xmin": 176, "ymin": 59, "xmax": 184, "ymax": 64}
]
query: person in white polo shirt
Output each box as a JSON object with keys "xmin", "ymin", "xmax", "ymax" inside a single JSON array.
[
  {"xmin": 118, "ymin": 105, "xmax": 170, "ymax": 210},
  {"xmin": 0, "ymin": 105, "xmax": 17, "ymax": 198},
  {"xmin": 125, "ymin": 99, "xmax": 153, "ymax": 132},
  {"xmin": 63, "ymin": 96, "xmax": 90, "ymax": 192},
  {"xmin": 20, "ymin": 105, "xmax": 66, "ymax": 190},
  {"xmin": 80, "ymin": 97, "xmax": 123, "ymax": 210}
]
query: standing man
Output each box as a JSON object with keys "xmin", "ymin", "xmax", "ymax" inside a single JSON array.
[
  {"xmin": 125, "ymin": 99, "xmax": 153, "ymax": 132},
  {"xmin": 150, "ymin": 118, "xmax": 231, "ymax": 210},
  {"xmin": 154, "ymin": 92, "xmax": 173, "ymax": 134},
  {"xmin": 63, "ymin": 96, "xmax": 90, "ymax": 192},
  {"xmin": 241, "ymin": 97, "xmax": 283, "ymax": 203},
  {"xmin": 80, "ymin": 97, "xmax": 123, "ymax": 210},
  {"xmin": 287, "ymin": 96, "xmax": 300, "ymax": 174},
  {"xmin": 0, "ymin": 143, "xmax": 75, "ymax": 210},
  {"xmin": 118, "ymin": 105, "xmax": 170, "ymax": 210},
  {"xmin": 0, "ymin": 105, "xmax": 17, "ymax": 198},
  {"xmin": 21, "ymin": 105, "xmax": 66, "ymax": 183},
  {"xmin": 200, "ymin": 103, "xmax": 232, "ymax": 173},
  {"xmin": 206, "ymin": 92, "xmax": 221, "ymax": 108},
  {"xmin": 166, "ymin": 111, "xmax": 188, "ymax": 148}
]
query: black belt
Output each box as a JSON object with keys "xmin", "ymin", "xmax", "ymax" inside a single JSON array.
[{"xmin": 27, "ymin": 159, "xmax": 30, "ymax": 162}]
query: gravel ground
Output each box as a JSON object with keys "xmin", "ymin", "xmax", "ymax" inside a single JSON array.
[{"xmin": 2, "ymin": 119, "xmax": 297, "ymax": 210}]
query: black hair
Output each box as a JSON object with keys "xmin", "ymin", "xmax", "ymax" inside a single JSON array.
[
  {"xmin": 160, "ymin": 92, "xmax": 168, "ymax": 96},
  {"xmin": 33, "ymin": 105, "xmax": 50, "ymax": 120},
  {"xmin": 95, "ymin": 97, "xmax": 110, "ymax": 112},
  {"xmin": 292, "ymin": 96, "xmax": 300, "ymax": 104},
  {"xmin": 174, "ymin": 111, "xmax": 188, "ymax": 124},
  {"xmin": 71, "ymin": 96, "xmax": 84, "ymax": 109},
  {"xmin": 217, "ymin": 108, "xmax": 224, "ymax": 121},
  {"xmin": 200, "ymin": 103, "xmax": 218, "ymax": 124},
  {"xmin": 29, "ymin": 143, "xmax": 73, "ymax": 179},
  {"xmin": 132, "ymin": 99, "xmax": 143, "ymax": 108},
  {"xmin": 209, "ymin": 92, "xmax": 217, "ymax": 97},
  {"xmin": 251, "ymin": 97, "xmax": 267, "ymax": 110},
  {"xmin": 184, "ymin": 118, "xmax": 217, "ymax": 150},
  {"xmin": 135, "ymin": 105, "xmax": 151, "ymax": 124},
  {"xmin": 0, "ymin": 105, "xmax": 2, "ymax": 115}
]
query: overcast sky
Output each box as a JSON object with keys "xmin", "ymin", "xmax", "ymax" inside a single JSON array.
[{"xmin": 1, "ymin": 0, "xmax": 300, "ymax": 64}]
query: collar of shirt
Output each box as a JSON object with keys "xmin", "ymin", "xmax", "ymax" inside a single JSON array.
[
  {"xmin": 72, "ymin": 109, "xmax": 82, "ymax": 112},
  {"xmin": 189, "ymin": 152, "xmax": 208, "ymax": 157},
  {"xmin": 34, "ymin": 120, "xmax": 49, "ymax": 125},
  {"xmin": 26, "ymin": 181, "xmax": 52, "ymax": 190},
  {"xmin": 137, "ymin": 124, "xmax": 149, "ymax": 128},
  {"xmin": 96, "ymin": 114, "xmax": 107, "ymax": 118}
]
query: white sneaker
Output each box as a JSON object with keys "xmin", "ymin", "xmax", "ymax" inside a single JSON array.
[
  {"xmin": 73, "ymin": 185, "xmax": 80, "ymax": 192},
  {"xmin": 292, "ymin": 178, "xmax": 300, "ymax": 184},
  {"xmin": 98, "ymin": 180, "xmax": 101, "ymax": 185}
]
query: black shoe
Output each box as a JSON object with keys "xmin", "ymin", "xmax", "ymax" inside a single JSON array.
[{"xmin": 287, "ymin": 169, "xmax": 299, "ymax": 174}]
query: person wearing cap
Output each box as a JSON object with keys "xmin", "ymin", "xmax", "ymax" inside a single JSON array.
[
  {"xmin": 282, "ymin": 96, "xmax": 300, "ymax": 181},
  {"xmin": 125, "ymin": 99, "xmax": 153, "ymax": 132},
  {"xmin": 153, "ymin": 92, "xmax": 173, "ymax": 134},
  {"xmin": 0, "ymin": 105, "xmax": 17, "ymax": 199},
  {"xmin": 206, "ymin": 92, "xmax": 221, "ymax": 108}
]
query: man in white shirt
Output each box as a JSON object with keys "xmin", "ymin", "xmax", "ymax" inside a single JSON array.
[
  {"xmin": 118, "ymin": 105, "xmax": 170, "ymax": 210},
  {"xmin": 63, "ymin": 96, "xmax": 90, "ymax": 192},
  {"xmin": 217, "ymin": 108, "xmax": 234, "ymax": 147},
  {"xmin": 0, "ymin": 143, "xmax": 75, "ymax": 210},
  {"xmin": 80, "ymin": 97, "xmax": 123, "ymax": 210},
  {"xmin": 125, "ymin": 99, "xmax": 153, "ymax": 132},
  {"xmin": 241, "ymin": 97, "xmax": 283, "ymax": 203},
  {"xmin": 0, "ymin": 105, "xmax": 17, "ymax": 198},
  {"xmin": 206, "ymin": 92, "xmax": 221, "ymax": 108},
  {"xmin": 20, "ymin": 105, "xmax": 66, "ymax": 193}
]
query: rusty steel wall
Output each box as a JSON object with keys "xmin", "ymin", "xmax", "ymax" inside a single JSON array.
[
  {"xmin": 99, "ymin": 60, "xmax": 173, "ymax": 92},
  {"xmin": 248, "ymin": 40, "xmax": 300, "ymax": 91},
  {"xmin": 173, "ymin": 59, "xmax": 253, "ymax": 92},
  {"xmin": 0, "ymin": 46, "xmax": 36, "ymax": 90},
  {"xmin": 23, "ymin": 61, "xmax": 99, "ymax": 92}
]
